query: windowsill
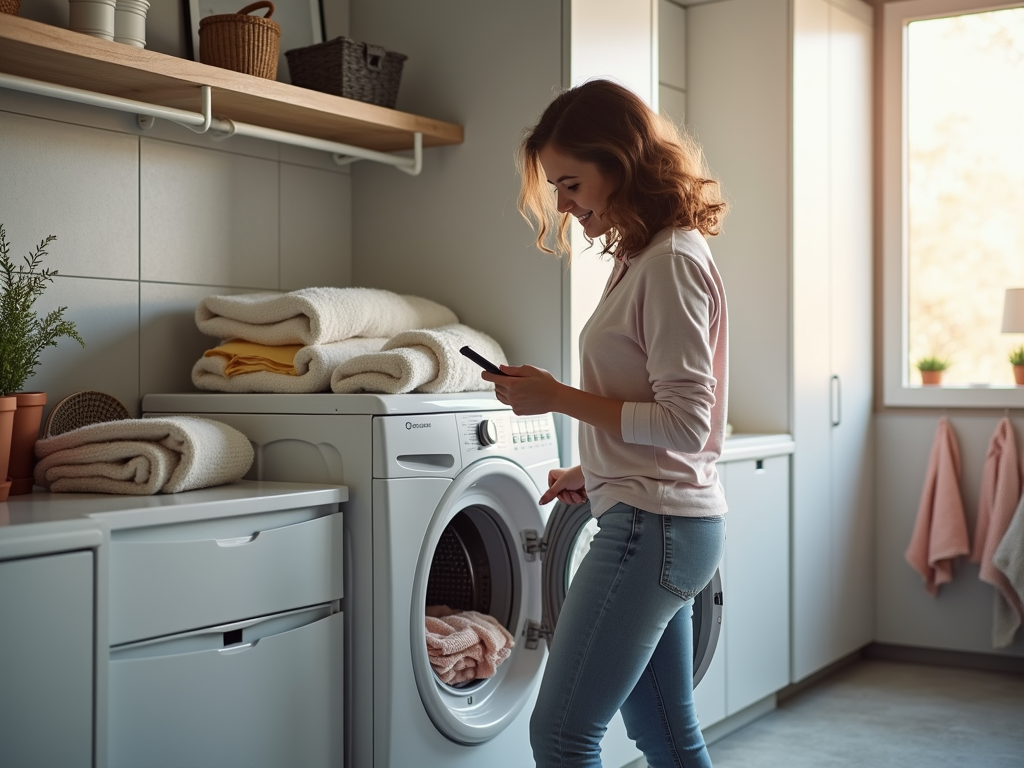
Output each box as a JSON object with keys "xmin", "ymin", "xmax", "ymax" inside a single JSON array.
[{"xmin": 884, "ymin": 383, "xmax": 1024, "ymax": 409}]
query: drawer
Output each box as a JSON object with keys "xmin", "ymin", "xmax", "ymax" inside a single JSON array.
[
  {"xmin": 109, "ymin": 510, "xmax": 343, "ymax": 645},
  {"xmin": 109, "ymin": 606, "xmax": 343, "ymax": 768}
]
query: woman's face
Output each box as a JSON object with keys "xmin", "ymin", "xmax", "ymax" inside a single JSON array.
[{"xmin": 538, "ymin": 145, "xmax": 618, "ymax": 239}]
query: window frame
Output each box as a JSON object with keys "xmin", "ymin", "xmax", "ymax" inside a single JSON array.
[{"xmin": 882, "ymin": 0, "xmax": 1024, "ymax": 407}]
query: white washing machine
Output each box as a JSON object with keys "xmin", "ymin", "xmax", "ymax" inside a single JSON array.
[{"xmin": 142, "ymin": 392, "xmax": 722, "ymax": 768}]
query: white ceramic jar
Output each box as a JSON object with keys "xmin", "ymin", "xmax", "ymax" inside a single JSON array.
[
  {"xmin": 114, "ymin": 0, "xmax": 150, "ymax": 48},
  {"xmin": 68, "ymin": 0, "xmax": 116, "ymax": 41}
]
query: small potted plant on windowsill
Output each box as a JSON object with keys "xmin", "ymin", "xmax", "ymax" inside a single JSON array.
[
  {"xmin": 915, "ymin": 355, "xmax": 949, "ymax": 386},
  {"xmin": 0, "ymin": 224, "xmax": 84, "ymax": 499},
  {"xmin": 1010, "ymin": 346, "xmax": 1024, "ymax": 386}
]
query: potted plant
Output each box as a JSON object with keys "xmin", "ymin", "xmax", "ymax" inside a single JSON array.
[
  {"xmin": 915, "ymin": 355, "xmax": 949, "ymax": 386},
  {"xmin": 1010, "ymin": 345, "xmax": 1024, "ymax": 386},
  {"xmin": 0, "ymin": 224, "xmax": 84, "ymax": 497}
]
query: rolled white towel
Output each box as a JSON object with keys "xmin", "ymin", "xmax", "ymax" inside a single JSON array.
[
  {"xmin": 331, "ymin": 325, "xmax": 507, "ymax": 395},
  {"xmin": 192, "ymin": 337, "xmax": 388, "ymax": 393},
  {"xmin": 34, "ymin": 416, "xmax": 254, "ymax": 495},
  {"xmin": 196, "ymin": 287, "xmax": 458, "ymax": 346}
]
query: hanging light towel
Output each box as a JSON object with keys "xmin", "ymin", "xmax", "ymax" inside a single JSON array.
[
  {"xmin": 993, "ymin": 493, "xmax": 1024, "ymax": 647},
  {"xmin": 904, "ymin": 417, "xmax": 970, "ymax": 596}
]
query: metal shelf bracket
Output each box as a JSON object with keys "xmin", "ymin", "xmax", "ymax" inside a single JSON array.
[{"xmin": 0, "ymin": 73, "xmax": 422, "ymax": 175}]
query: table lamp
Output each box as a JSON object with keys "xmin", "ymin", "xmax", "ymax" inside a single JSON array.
[
  {"xmin": 1003, "ymin": 288, "xmax": 1024, "ymax": 385},
  {"xmin": 1003, "ymin": 288, "xmax": 1024, "ymax": 334}
]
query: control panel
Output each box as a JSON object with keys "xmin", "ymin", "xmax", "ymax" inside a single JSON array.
[{"xmin": 456, "ymin": 411, "xmax": 556, "ymax": 457}]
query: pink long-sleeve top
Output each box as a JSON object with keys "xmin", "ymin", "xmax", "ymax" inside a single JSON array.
[{"xmin": 578, "ymin": 227, "xmax": 729, "ymax": 518}]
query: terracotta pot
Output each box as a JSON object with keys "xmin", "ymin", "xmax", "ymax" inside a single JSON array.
[
  {"xmin": 920, "ymin": 370, "xmax": 943, "ymax": 385},
  {"xmin": 1014, "ymin": 365, "xmax": 1024, "ymax": 386},
  {"xmin": 0, "ymin": 395, "xmax": 15, "ymax": 502},
  {"xmin": 8, "ymin": 392, "xmax": 46, "ymax": 495}
]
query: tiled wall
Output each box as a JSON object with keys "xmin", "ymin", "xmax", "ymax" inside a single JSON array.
[{"xmin": 0, "ymin": 88, "xmax": 352, "ymax": 417}]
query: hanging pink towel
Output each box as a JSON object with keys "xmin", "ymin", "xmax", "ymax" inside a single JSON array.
[
  {"xmin": 425, "ymin": 610, "xmax": 515, "ymax": 685},
  {"xmin": 905, "ymin": 417, "xmax": 970, "ymax": 595},
  {"xmin": 970, "ymin": 417, "xmax": 1024, "ymax": 648}
]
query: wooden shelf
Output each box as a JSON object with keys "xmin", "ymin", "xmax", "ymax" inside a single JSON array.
[{"xmin": 0, "ymin": 14, "xmax": 463, "ymax": 153}]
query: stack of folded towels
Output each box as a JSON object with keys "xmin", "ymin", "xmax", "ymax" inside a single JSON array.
[
  {"xmin": 193, "ymin": 287, "xmax": 508, "ymax": 395},
  {"xmin": 424, "ymin": 606, "xmax": 515, "ymax": 685},
  {"xmin": 34, "ymin": 416, "xmax": 254, "ymax": 495}
]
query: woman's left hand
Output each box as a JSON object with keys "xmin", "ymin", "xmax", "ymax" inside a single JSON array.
[{"xmin": 482, "ymin": 364, "xmax": 563, "ymax": 415}]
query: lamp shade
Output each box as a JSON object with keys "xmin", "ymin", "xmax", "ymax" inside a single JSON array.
[{"xmin": 1002, "ymin": 288, "xmax": 1024, "ymax": 333}]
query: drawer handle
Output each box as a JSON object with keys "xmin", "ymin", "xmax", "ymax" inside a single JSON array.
[
  {"xmin": 216, "ymin": 533, "xmax": 260, "ymax": 547},
  {"xmin": 218, "ymin": 640, "xmax": 258, "ymax": 655}
]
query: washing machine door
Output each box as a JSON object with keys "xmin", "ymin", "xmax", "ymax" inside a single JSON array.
[
  {"xmin": 539, "ymin": 501, "xmax": 722, "ymax": 688},
  {"xmin": 411, "ymin": 458, "xmax": 548, "ymax": 746}
]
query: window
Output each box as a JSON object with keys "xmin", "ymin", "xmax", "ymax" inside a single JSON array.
[{"xmin": 883, "ymin": 0, "xmax": 1024, "ymax": 407}]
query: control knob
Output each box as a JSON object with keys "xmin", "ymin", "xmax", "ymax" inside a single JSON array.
[{"xmin": 477, "ymin": 419, "xmax": 498, "ymax": 446}]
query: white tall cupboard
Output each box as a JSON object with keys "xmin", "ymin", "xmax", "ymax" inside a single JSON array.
[{"xmin": 687, "ymin": 0, "xmax": 874, "ymax": 683}]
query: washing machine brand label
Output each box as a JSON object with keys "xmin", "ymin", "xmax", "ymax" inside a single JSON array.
[{"xmin": 406, "ymin": 421, "xmax": 432, "ymax": 430}]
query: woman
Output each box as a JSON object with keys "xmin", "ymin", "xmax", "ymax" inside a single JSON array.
[{"xmin": 481, "ymin": 79, "xmax": 729, "ymax": 768}]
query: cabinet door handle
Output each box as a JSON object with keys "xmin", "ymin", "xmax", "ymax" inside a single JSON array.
[{"xmin": 830, "ymin": 374, "xmax": 842, "ymax": 427}]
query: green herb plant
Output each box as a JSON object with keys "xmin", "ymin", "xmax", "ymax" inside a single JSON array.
[
  {"xmin": 915, "ymin": 355, "xmax": 950, "ymax": 373},
  {"xmin": 1010, "ymin": 346, "xmax": 1024, "ymax": 367},
  {"xmin": 0, "ymin": 224, "xmax": 84, "ymax": 396}
]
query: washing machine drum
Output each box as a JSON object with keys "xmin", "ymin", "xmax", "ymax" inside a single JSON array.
[{"xmin": 541, "ymin": 501, "xmax": 723, "ymax": 690}]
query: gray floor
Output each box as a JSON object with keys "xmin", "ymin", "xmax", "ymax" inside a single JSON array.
[{"xmin": 706, "ymin": 660, "xmax": 1024, "ymax": 768}]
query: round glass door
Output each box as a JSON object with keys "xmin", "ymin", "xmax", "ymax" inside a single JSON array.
[
  {"xmin": 542, "ymin": 502, "xmax": 722, "ymax": 688},
  {"xmin": 411, "ymin": 459, "xmax": 546, "ymax": 745}
]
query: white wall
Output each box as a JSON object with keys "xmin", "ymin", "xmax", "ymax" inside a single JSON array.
[
  {"xmin": 348, "ymin": 1, "xmax": 564, "ymax": 380},
  {"xmin": 875, "ymin": 413, "xmax": 1024, "ymax": 658},
  {"xmin": 686, "ymin": 0, "xmax": 792, "ymax": 435}
]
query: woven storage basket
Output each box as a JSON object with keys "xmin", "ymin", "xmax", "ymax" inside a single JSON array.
[
  {"xmin": 199, "ymin": 1, "xmax": 280, "ymax": 80},
  {"xmin": 285, "ymin": 37, "xmax": 407, "ymax": 108},
  {"xmin": 43, "ymin": 391, "xmax": 132, "ymax": 438},
  {"xmin": 0, "ymin": 0, "xmax": 22, "ymax": 14}
]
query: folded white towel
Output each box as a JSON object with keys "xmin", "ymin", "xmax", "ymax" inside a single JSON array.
[
  {"xmin": 196, "ymin": 287, "xmax": 458, "ymax": 346},
  {"xmin": 192, "ymin": 337, "xmax": 388, "ymax": 393},
  {"xmin": 34, "ymin": 417, "xmax": 254, "ymax": 495},
  {"xmin": 992, "ymin": 493, "xmax": 1024, "ymax": 648},
  {"xmin": 330, "ymin": 324, "xmax": 506, "ymax": 394}
]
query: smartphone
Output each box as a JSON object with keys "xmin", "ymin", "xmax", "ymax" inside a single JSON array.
[{"xmin": 460, "ymin": 345, "xmax": 508, "ymax": 376}]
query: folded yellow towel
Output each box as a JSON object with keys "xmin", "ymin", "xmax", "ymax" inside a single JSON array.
[{"xmin": 204, "ymin": 340, "xmax": 303, "ymax": 377}]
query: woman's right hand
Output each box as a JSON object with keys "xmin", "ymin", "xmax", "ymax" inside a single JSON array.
[{"xmin": 540, "ymin": 465, "xmax": 588, "ymax": 506}]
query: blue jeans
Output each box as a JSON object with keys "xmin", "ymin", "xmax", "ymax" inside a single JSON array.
[{"xmin": 530, "ymin": 503, "xmax": 726, "ymax": 768}]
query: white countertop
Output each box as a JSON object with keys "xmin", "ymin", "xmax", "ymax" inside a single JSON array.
[
  {"xmin": 0, "ymin": 480, "xmax": 348, "ymax": 560},
  {"xmin": 721, "ymin": 433, "xmax": 794, "ymax": 462}
]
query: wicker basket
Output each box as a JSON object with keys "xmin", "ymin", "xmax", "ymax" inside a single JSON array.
[
  {"xmin": 285, "ymin": 37, "xmax": 407, "ymax": 108},
  {"xmin": 0, "ymin": 0, "xmax": 22, "ymax": 15},
  {"xmin": 199, "ymin": 1, "xmax": 280, "ymax": 80},
  {"xmin": 42, "ymin": 391, "xmax": 132, "ymax": 438}
]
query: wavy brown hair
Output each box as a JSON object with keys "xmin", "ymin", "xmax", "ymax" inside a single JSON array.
[{"xmin": 517, "ymin": 79, "xmax": 727, "ymax": 261}]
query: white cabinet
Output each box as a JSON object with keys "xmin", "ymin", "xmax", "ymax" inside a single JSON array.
[
  {"xmin": 688, "ymin": 0, "xmax": 874, "ymax": 683},
  {"xmin": 792, "ymin": 0, "xmax": 875, "ymax": 682},
  {"xmin": 103, "ymin": 504, "xmax": 345, "ymax": 768},
  {"xmin": 0, "ymin": 481, "xmax": 346, "ymax": 768},
  {"xmin": 0, "ymin": 551, "xmax": 94, "ymax": 768},
  {"xmin": 693, "ymin": 447, "xmax": 791, "ymax": 730}
]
